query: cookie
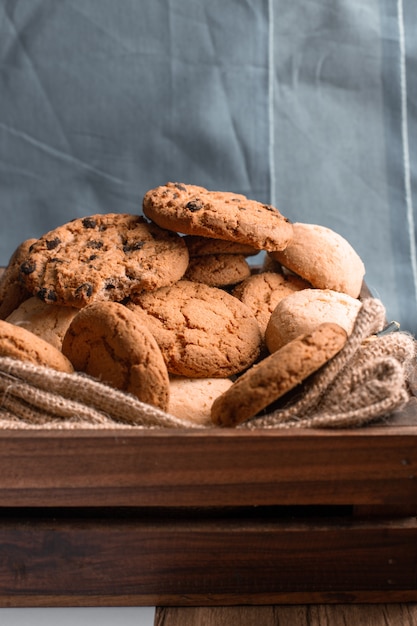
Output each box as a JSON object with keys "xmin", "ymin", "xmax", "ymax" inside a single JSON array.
[
  {"xmin": 232, "ymin": 271, "xmax": 310, "ymax": 337},
  {"xmin": 211, "ymin": 322, "xmax": 348, "ymax": 427},
  {"xmin": 0, "ymin": 238, "xmax": 37, "ymax": 319},
  {"xmin": 265, "ymin": 288, "xmax": 362, "ymax": 353},
  {"xmin": 6, "ymin": 297, "xmax": 78, "ymax": 350},
  {"xmin": 184, "ymin": 234, "xmax": 259, "ymax": 257},
  {"xmin": 127, "ymin": 280, "xmax": 262, "ymax": 378},
  {"xmin": 184, "ymin": 254, "xmax": 251, "ymax": 287},
  {"xmin": 19, "ymin": 214, "xmax": 189, "ymax": 308},
  {"xmin": 143, "ymin": 182, "xmax": 293, "ymax": 251},
  {"xmin": 0, "ymin": 319, "xmax": 74, "ymax": 373},
  {"xmin": 268, "ymin": 222, "xmax": 365, "ymax": 298},
  {"xmin": 61, "ymin": 301, "xmax": 170, "ymax": 410},
  {"xmin": 168, "ymin": 376, "xmax": 233, "ymax": 425}
]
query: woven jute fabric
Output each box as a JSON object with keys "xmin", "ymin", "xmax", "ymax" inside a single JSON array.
[
  {"xmin": 241, "ymin": 297, "xmax": 416, "ymax": 429},
  {"xmin": 0, "ymin": 297, "xmax": 415, "ymax": 430},
  {"xmin": 0, "ymin": 358, "xmax": 196, "ymax": 430}
]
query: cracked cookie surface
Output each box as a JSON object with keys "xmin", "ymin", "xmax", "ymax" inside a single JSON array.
[
  {"xmin": 61, "ymin": 301, "xmax": 170, "ymax": 410},
  {"xmin": 19, "ymin": 214, "xmax": 189, "ymax": 308},
  {"xmin": 232, "ymin": 271, "xmax": 310, "ymax": 337},
  {"xmin": 143, "ymin": 182, "xmax": 293, "ymax": 251},
  {"xmin": 184, "ymin": 253, "xmax": 251, "ymax": 287},
  {"xmin": 127, "ymin": 280, "xmax": 262, "ymax": 378}
]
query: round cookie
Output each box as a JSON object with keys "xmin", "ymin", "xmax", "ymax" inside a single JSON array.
[
  {"xmin": 269, "ymin": 222, "xmax": 365, "ymax": 298},
  {"xmin": 61, "ymin": 301, "xmax": 170, "ymax": 411},
  {"xmin": 6, "ymin": 297, "xmax": 78, "ymax": 350},
  {"xmin": 211, "ymin": 322, "xmax": 348, "ymax": 427},
  {"xmin": 127, "ymin": 280, "xmax": 262, "ymax": 378},
  {"xmin": 184, "ymin": 254, "xmax": 251, "ymax": 287},
  {"xmin": 143, "ymin": 182, "xmax": 293, "ymax": 252},
  {"xmin": 232, "ymin": 271, "xmax": 310, "ymax": 337},
  {"xmin": 184, "ymin": 234, "xmax": 259, "ymax": 257},
  {"xmin": 19, "ymin": 214, "xmax": 189, "ymax": 308},
  {"xmin": 0, "ymin": 319, "xmax": 74, "ymax": 373},
  {"xmin": 0, "ymin": 238, "xmax": 37, "ymax": 319},
  {"xmin": 265, "ymin": 288, "xmax": 362, "ymax": 354},
  {"xmin": 168, "ymin": 376, "xmax": 233, "ymax": 425}
]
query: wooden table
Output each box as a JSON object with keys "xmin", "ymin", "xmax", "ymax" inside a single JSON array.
[{"xmin": 154, "ymin": 603, "xmax": 417, "ymax": 625}]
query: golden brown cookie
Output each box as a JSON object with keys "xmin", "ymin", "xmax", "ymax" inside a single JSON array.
[
  {"xmin": 183, "ymin": 234, "xmax": 259, "ymax": 257},
  {"xmin": 127, "ymin": 280, "xmax": 262, "ymax": 378},
  {"xmin": 143, "ymin": 182, "xmax": 293, "ymax": 251},
  {"xmin": 168, "ymin": 376, "xmax": 233, "ymax": 425},
  {"xmin": 0, "ymin": 238, "xmax": 37, "ymax": 319},
  {"xmin": 0, "ymin": 319, "xmax": 74, "ymax": 373},
  {"xmin": 6, "ymin": 297, "xmax": 78, "ymax": 350},
  {"xmin": 265, "ymin": 288, "xmax": 362, "ymax": 353},
  {"xmin": 211, "ymin": 322, "xmax": 348, "ymax": 427},
  {"xmin": 269, "ymin": 222, "xmax": 365, "ymax": 298},
  {"xmin": 19, "ymin": 214, "xmax": 189, "ymax": 308},
  {"xmin": 184, "ymin": 254, "xmax": 251, "ymax": 287},
  {"xmin": 232, "ymin": 271, "xmax": 310, "ymax": 337},
  {"xmin": 61, "ymin": 301, "xmax": 170, "ymax": 410}
]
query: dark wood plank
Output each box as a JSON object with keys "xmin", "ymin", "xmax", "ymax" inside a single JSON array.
[
  {"xmin": 154, "ymin": 604, "xmax": 417, "ymax": 626},
  {"xmin": 0, "ymin": 507, "xmax": 416, "ymax": 606},
  {"xmin": 0, "ymin": 425, "xmax": 416, "ymax": 507}
]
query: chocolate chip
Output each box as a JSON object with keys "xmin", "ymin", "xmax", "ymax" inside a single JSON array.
[
  {"xmin": 20, "ymin": 261, "xmax": 36, "ymax": 275},
  {"xmin": 105, "ymin": 281, "xmax": 116, "ymax": 290},
  {"xmin": 238, "ymin": 206, "xmax": 247, "ymax": 211},
  {"xmin": 87, "ymin": 240, "xmax": 104, "ymax": 249},
  {"xmin": 46, "ymin": 237, "xmax": 61, "ymax": 250},
  {"xmin": 82, "ymin": 217, "xmax": 97, "ymax": 229},
  {"xmin": 88, "ymin": 254, "xmax": 98, "ymax": 261},
  {"xmin": 174, "ymin": 183, "xmax": 187, "ymax": 191},
  {"xmin": 37, "ymin": 288, "xmax": 57, "ymax": 303},
  {"xmin": 185, "ymin": 200, "xmax": 203, "ymax": 212},
  {"xmin": 75, "ymin": 283, "xmax": 93, "ymax": 298},
  {"xmin": 123, "ymin": 241, "xmax": 144, "ymax": 253}
]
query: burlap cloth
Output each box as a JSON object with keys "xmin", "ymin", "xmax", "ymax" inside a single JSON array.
[{"xmin": 0, "ymin": 297, "xmax": 415, "ymax": 430}]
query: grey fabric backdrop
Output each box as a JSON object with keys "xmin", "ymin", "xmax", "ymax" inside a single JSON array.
[{"xmin": 1, "ymin": 0, "xmax": 416, "ymax": 335}]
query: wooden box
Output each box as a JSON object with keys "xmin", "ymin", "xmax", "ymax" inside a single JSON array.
[
  {"xmin": 0, "ymin": 263, "xmax": 416, "ymax": 607},
  {"xmin": 0, "ymin": 401, "xmax": 416, "ymax": 607}
]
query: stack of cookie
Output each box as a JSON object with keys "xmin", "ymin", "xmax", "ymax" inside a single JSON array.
[{"xmin": 0, "ymin": 182, "xmax": 366, "ymax": 427}]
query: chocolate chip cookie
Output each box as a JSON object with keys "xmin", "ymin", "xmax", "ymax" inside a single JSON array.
[
  {"xmin": 0, "ymin": 238, "xmax": 37, "ymax": 319},
  {"xmin": 19, "ymin": 214, "xmax": 189, "ymax": 308},
  {"xmin": 143, "ymin": 182, "xmax": 293, "ymax": 251}
]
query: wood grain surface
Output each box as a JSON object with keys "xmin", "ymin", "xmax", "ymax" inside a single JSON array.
[
  {"xmin": 0, "ymin": 506, "xmax": 416, "ymax": 606},
  {"xmin": 0, "ymin": 423, "xmax": 416, "ymax": 508},
  {"xmin": 154, "ymin": 604, "xmax": 417, "ymax": 626}
]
